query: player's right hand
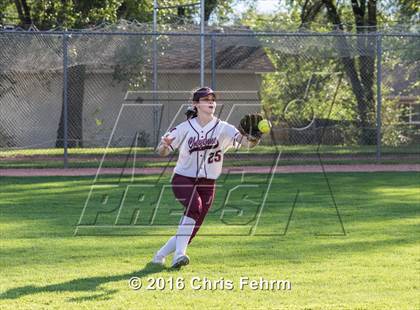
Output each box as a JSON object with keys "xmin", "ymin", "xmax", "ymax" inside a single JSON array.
[{"xmin": 161, "ymin": 136, "xmax": 175, "ymax": 148}]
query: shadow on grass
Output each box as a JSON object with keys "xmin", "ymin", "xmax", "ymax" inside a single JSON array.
[{"xmin": 0, "ymin": 262, "xmax": 171, "ymax": 302}]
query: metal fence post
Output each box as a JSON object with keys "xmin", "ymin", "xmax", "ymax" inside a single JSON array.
[
  {"xmin": 152, "ymin": 1, "xmax": 159, "ymax": 146},
  {"xmin": 376, "ymin": 33, "xmax": 382, "ymax": 162},
  {"xmin": 211, "ymin": 34, "xmax": 216, "ymax": 90},
  {"xmin": 200, "ymin": 0, "xmax": 205, "ymax": 86},
  {"xmin": 62, "ymin": 32, "xmax": 69, "ymax": 168}
]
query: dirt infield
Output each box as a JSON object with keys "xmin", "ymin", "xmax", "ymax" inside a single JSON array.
[{"xmin": 1, "ymin": 164, "xmax": 419, "ymax": 177}]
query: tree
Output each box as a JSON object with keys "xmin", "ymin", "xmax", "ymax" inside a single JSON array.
[
  {"xmin": 174, "ymin": 0, "xmax": 219, "ymax": 24},
  {"xmin": 240, "ymin": 2, "xmax": 417, "ymax": 146},
  {"xmin": 291, "ymin": 0, "xmax": 418, "ymax": 144},
  {"xmin": 3, "ymin": 1, "xmax": 148, "ymax": 147},
  {"xmin": 1, "ymin": 0, "xmax": 237, "ymax": 147},
  {"xmin": 155, "ymin": 0, "xmax": 235, "ymax": 25},
  {"xmin": 380, "ymin": 0, "xmax": 419, "ymax": 24},
  {"xmin": 293, "ymin": 0, "xmax": 377, "ymax": 144}
]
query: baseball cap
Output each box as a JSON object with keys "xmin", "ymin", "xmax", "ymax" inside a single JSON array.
[{"xmin": 192, "ymin": 87, "xmax": 216, "ymax": 102}]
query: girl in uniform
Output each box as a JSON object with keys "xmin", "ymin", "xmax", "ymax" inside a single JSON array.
[{"xmin": 154, "ymin": 87, "xmax": 261, "ymax": 268}]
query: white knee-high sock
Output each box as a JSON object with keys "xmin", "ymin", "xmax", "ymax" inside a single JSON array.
[
  {"xmin": 156, "ymin": 236, "xmax": 176, "ymax": 257},
  {"xmin": 175, "ymin": 216, "xmax": 196, "ymax": 256}
]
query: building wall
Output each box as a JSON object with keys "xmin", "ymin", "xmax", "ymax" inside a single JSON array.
[
  {"xmin": 0, "ymin": 71, "xmax": 263, "ymax": 148},
  {"xmin": 0, "ymin": 72, "xmax": 63, "ymax": 148}
]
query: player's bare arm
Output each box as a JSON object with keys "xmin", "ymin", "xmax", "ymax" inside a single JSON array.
[
  {"xmin": 236, "ymin": 134, "xmax": 260, "ymax": 148},
  {"xmin": 156, "ymin": 136, "xmax": 174, "ymax": 157}
]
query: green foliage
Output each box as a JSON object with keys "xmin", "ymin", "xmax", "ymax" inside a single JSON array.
[
  {"xmin": 380, "ymin": 98, "xmax": 414, "ymax": 147},
  {"xmin": 241, "ymin": 3, "xmax": 418, "ymax": 146},
  {"xmin": 2, "ymin": 0, "xmax": 239, "ymax": 29},
  {"xmin": 116, "ymin": 0, "xmax": 152, "ymax": 22},
  {"xmin": 380, "ymin": 35, "xmax": 419, "ymax": 146},
  {"xmin": 154, "ymin": 0, "xmax": 235, "ymax": 25},
  {"xmin": 111, "ymin": 34, "xmax": 152, "ymax": 88},
  {"xmin": 8, "ymin": 0, "xmax": 129, "ymax": 29},
  {"xmin": 241, "ymin": 9, "xmax": 301, "ymax": 31},
  {"xmin": 243, "ymin": 12, "xmax": 360, "ymax": 145},
  {"xmin": 0, "ymin": 1, "xmax": 17, "ymax": 26},
  {"xmin": 380, "ymin": 0, "xmax": 420, "ymax": 24},
  {"xmin": 260, "ymin": 56, "xmax": 356, "ymax": 122}
]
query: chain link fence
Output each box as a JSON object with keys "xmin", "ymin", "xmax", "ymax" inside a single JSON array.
[{"xmin": 0, "ymin": 25, "xmax": 418, "ymax": 169}]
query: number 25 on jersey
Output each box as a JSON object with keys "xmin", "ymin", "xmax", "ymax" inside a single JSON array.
[{"xmin": 208, "ymin": 150, "xmax": 221, "ymax": 163}]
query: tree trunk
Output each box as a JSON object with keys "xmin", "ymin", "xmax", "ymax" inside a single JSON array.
[
  {"xmin": 56, "ymin": 65, "xmax": 86, "ymax": 148},
  {"xmin": 14, "ymin": 0, "xmax": 32, "ymax": 29},
  {"xmin": 21, "ymin": 0, "xmax": 31, "ymax": 26},
  {"xmin": 204, "ymin": 0, "xmax": 218, "ymax": 23},
  {"xmin": 323, "ymin": 0, "xmax": 377, "ymax": 144},
  {"xmin": 353, "ymin": 0, "xmax": 377, "ymax": 144}
]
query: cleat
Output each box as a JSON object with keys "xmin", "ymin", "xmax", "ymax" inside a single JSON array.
[{"xmin": 171, "ymin": 254, "xmax": 190, "ymax": 268}]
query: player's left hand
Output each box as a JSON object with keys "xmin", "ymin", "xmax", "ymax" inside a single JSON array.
[{"xmin": 238, "ymin": 113, "xmax": 263, "ymax": 141}]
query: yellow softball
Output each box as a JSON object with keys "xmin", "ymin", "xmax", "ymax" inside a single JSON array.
[{"xmin": 258, "ymin": 119, "xmax": 271, "ymax": 134}]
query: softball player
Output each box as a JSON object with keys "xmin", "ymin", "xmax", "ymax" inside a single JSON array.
[{"xmin": 154, "ymin": 87, "xmax": 263, "ymax": 268}]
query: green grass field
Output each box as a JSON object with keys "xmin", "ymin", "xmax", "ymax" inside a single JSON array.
[{"xmin": 1, "ymin": 172, "xmax": 419, "ymax": 309}]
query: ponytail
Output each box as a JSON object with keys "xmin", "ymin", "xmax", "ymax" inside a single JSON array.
[{"xmin": 185, "ymin": 106, "xmax": 198, "ymax": 119}]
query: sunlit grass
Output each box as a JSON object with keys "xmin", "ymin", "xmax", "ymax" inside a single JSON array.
[{"xmin": 0, "ymin": 172, "xmax": 419, "ymax": 309}]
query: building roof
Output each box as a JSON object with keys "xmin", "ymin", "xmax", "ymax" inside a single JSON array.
[
  {"xmin": 157, "ymin": 27, "xmax": 275, "ymax": 72},
  {"xmin": 0, "ymin": 26, "xmax": 275, "ymax": 73}
]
